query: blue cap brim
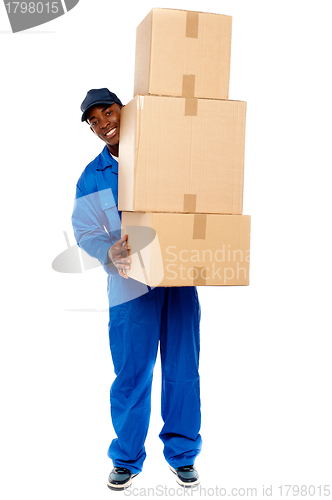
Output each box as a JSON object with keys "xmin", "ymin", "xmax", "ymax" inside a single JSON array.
[{"xmin": 81, "ymin": 100, "xmax": 117, "ymax": 122}]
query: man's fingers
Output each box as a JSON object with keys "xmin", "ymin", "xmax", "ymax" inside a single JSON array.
[
  {"xmin": 116, "ymin": 264, "xmax": 130, "ymax": 270},
  {"xmin": 114, "ymin": 259, "xmax": 131, "ymax": 270},
  {"xmin": 111, "ymin": 248, "xmax": 128, "ymax": 260},
  {"xmin": 118, "ymin": 269, "xmax": 129, "ymax": 279},
  {"xmin": 115, "ymin": 257, "xmax": 132, "ymax": 265},
  {"xmin": 117, "ymin": 249, "xmax": 129, "ymax": 259},
  {"xmin": 119, "ymin": 233, "xmax": 128, "ymax": 244},
  {"xmin": 108, "ymin": 236, "xmax": 131, "ymax": 267},
  {"xmin": 112, "ymin": 242, "xmax": 130, "ymax": 255}
]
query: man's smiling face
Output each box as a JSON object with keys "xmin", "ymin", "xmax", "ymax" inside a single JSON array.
[{"xmin": 86, "ymin": 103, "xmax": 122, "ymax": 155}]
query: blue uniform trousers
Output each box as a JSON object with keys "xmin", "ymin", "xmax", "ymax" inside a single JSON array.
[{"xmin": 107, "ymin": 285, "xmax": 202, "ymax": 474}]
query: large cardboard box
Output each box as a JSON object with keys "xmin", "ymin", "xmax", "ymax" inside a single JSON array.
[
  {"xmin": 119, "ymin": 95, "xmax": 246, "ymax": 215},
  {"xmin": 134, "ymin": 8, "xmax": 232, "ymax": 100},
  {"xmin": 122, "ymin": 212, "xmax": 251, "ymax": 287}
]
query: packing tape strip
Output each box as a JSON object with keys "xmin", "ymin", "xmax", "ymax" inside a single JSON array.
[
  {"xmin": 183, "ymin": 194, "xmax": 196, "ymax": 212},
  {"xmin": 182, "ymin": 75, "xmax": 195, "ymax": 97},
  {"xmin": 193, "ymin": 267, "xmax": 207, "ymax": 286},
  {"xmin": 186, "ymin": 11, "xmax": 199, "ymax": 38},
  {"xmin": 182, "ymin": 75, "xmax": 197, "ymax": 116},
  {"xmin": 193, "ymin": 214, "xmax": 207, "ymax": 239},
  {"xmin": 185, "ymin": 98, "xmax": 198, "ymax": 116}
]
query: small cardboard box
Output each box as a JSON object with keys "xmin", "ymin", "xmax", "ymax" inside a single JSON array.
[
  {"xmin": 119, "ymin": 95, "xmax": 246, "ymax": 215},
  {"xmin": 122, "ymin": 212, "xmax": 251, "ymax": 287},
  {"xmin": 134, "ymin": 8, "xmax": 232, "ymax": 100}
]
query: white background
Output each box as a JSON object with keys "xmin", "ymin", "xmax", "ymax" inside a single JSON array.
[{"xmin": 1, "ymin": 0, "xmax": 332, "ymax": 498}]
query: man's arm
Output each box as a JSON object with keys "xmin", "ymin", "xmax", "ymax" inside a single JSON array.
[{"xmin": 72, "ymin": 183, "xmax": 119, "ymax": 276}]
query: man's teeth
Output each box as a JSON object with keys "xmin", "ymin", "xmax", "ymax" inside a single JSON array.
[{"xmin": 106, "ymin": 128, "xmax": 116, "ymax": 136}]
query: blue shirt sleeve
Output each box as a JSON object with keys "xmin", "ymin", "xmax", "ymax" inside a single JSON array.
[{"xmin": 71, "ymin": 181, "xmax": 118, "ymax": 276}]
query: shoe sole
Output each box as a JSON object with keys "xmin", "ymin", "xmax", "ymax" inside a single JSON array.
[
  {"xmin": 107, "ymin": 473, "xmax": 139, "ymax": 491},
  {"xmin": 169, "ymin": 465, "xmax": 200, "ymax": 488}
]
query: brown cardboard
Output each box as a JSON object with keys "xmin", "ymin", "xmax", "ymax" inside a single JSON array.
[
  {"xmin": 134, "ymin": 8, "xmax": 232, "ymax": 100},
  {"xmin": 193, "ymin": 214, "xmax": 207, "ymax": 239},
  {"xmin": 186, "ymin": 11, "xmax": 199, "ymax": 38},
  {"xmin": 122, "ymin": 212, "xmax": 251, "ymax": 287},
  {"xmin": 119, "ymin": 95, "xmax": 246, "ymax": 214}
]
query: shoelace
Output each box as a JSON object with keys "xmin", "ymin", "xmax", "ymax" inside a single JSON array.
[
  {"xmin": 178, "ymin": 466, "xmax": 195, "ymax": 472},
  {"xmin": 114, "ymin": 467, "xmax": 131, "ymax": 474}
]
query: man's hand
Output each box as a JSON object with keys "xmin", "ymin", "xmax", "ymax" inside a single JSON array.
[{"xmin": 107, "ymin": 234, "xmax": 131, "ymax": 279}]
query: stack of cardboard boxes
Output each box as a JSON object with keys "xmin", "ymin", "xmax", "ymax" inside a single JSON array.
[{"xmin": 118, "ymin": 8, "xmax": 251, "ymax": 287}]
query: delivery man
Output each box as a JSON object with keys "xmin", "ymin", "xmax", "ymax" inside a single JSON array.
[{"xmin": 72, "ymin": 88, "xmax": 202, "ymax": 490}]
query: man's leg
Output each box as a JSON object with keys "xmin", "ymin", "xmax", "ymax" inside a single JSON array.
[
  {"xmin": 159, "ymin": 287, "xmax": 202, "ymax": 468},
  {"xmin": 107, "ymin": 287, "xmax": 164, "ymax": 474}
]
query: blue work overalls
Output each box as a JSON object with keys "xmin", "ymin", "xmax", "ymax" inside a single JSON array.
[{"xmin": 72, "ymin": 145, "xmax": 202, "ymax": 473}]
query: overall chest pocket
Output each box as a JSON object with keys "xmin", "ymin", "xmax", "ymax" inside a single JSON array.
[{"xmin": 98, "ymin": 188, "xmax": 121, "ymax": 234}]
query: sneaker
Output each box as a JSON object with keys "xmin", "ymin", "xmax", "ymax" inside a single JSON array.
[
  {"xmin": 169, "ymin": 465, "xmax": 200, "ymax": 487},
  {"xmin": 107, "ymin": 467, "xmax": 139, "ymax": 491}
]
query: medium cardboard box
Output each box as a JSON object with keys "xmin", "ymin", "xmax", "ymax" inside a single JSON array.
[
  {"xmin": 122, "ymin": 212, "xmax": 251, "ymax": 287},
  {"xmin": 134, "ymin": 8, "xmax": 232, "ymax": 100},
  {"xmin": 119, "ymin": 95, "xmax": 246, "ymax": 214}
]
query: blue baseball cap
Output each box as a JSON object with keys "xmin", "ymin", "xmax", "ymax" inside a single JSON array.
[{"xmin": 80, "ymin": 88, "xmax": 123, "ymax": 122}]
